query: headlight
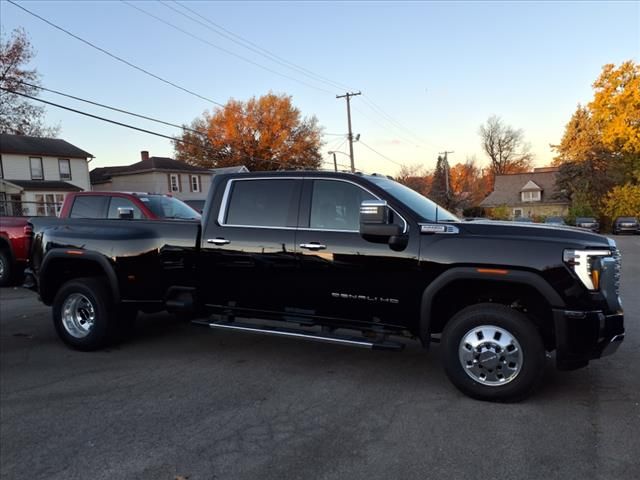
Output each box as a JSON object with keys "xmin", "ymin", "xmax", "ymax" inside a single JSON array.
[{"xmin": 563, "ymin": 249, "xmax": 612, "ymax": 290}]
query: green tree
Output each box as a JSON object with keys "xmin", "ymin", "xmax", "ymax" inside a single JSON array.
[
  {"xmin": 590, "ymin": 61, "xmax": 640, "ymax": 155},
  {"xmin": 173, "ymin": 93, "xmax": 323, "ymax": 171},
  {"xmin": 601, "ymin": 184, "xmax": 640, "ymax": 219},
  {"xmin": 428, "ymin": 155, "xmax": 453, "ymax": 208},
  {"xmin": 553, "ymin": 61, "xmax": 640, "ymax": 213}
]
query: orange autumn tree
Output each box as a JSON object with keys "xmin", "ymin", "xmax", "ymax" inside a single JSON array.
[{"xmin": 173, "ymin": 93, "xmax": 323, "ymax": 171}]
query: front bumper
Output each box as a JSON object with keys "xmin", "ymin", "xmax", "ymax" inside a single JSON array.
[
  {"xmin": 615, "ymin": 226, "xmax": 639, "ymax": 233},
  {"xmin": 553, "ymin": 309, "xmax": 624, "ymax": 370}
]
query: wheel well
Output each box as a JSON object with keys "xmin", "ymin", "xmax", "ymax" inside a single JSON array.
[
  {"xmin": 429, "ymin": 279, "xmax": 555, "ymax": 349},
  {"xmin": 41, "ymin": 258, "xmax": 112, "ymax": 305},
  {"xmin": 0, "ymin": 237, "xmax": 11, "ymax": 255}
]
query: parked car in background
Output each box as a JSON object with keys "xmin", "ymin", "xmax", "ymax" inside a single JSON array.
[
  {"xmin": 575, "ymin": 217, "xmax": 600, "ymax": 233},
  {"xmin": 514, "ymin": 217, "xmax": 534, "ymax": 223},
  {"xmin": 1, "ymin": 192, "xmax": 200, "ymax": 286},
  {"xmin": 0, "ymin": 217, "xmax": 32, "ymax": 286},
  {"xmin": 183, "ymin": 199, "xmax": 206, "ymax": 213},
  {"xmin": 59, "ymin": 192, "xmax": 201, "ymax": 220},
  {"xmin": 612, "ymin": 216, "xmax": 639, "ymax": 235},
  {"xmin": 544, "ymin": 216, "xmax": 566, "ymax": 226}
]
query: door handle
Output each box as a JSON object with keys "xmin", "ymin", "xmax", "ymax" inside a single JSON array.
[
  {"xmin": 207, "ymin": 238, "xmax": 230, "ymax": 246},
  {"xmin": 300, "ymin": 243, "xmax": 327, "ymax": 251}
]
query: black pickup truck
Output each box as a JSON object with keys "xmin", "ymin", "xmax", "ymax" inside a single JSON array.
[{"xmin": 26, "ymin": 171, "xmax": 624, "ymax": 401}]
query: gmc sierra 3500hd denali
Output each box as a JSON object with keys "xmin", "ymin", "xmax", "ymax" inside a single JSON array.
[{"xmin": 26, "ymin": 171, "xmax": 624, "ymax": 401}]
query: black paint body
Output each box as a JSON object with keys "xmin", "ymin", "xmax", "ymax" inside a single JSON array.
[{"xmin": 28, "ymin": 171, "xmax": 624, "ymax": 369}]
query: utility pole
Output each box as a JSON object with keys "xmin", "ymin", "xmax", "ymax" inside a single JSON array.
[
  {"xmin": 337, "ymin": 91, "xmax": 361, "ymax": 172},
  {"xmin": 439, "ymin": 150, "xmax": 454, "ymax": 196},
  {"xmin": 331, "ymin": 152, "xmax": 337, "ymax": 172}
]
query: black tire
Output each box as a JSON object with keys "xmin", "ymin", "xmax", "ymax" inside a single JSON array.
[
  {"xmin": 52, "ymin": 277, "xmax": 117, "ymax": 351},
  {"xmin": 0, "ymin": 250, "xmax": 12, "ymax": 287},
  {"xmin": 441, "ymin": 303, "xmax": 545, "ymax": 402}
]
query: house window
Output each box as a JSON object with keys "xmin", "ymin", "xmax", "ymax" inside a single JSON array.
[
  {"xmin": 513, "ymin": 208, "xmax": 523, "ymax": 218},
  {"xmin": 169, "ymin": 174, "xmax": 180, "ymax": 192},
  {"xmin": 521, "ymin": 191, "xmax": 541, "ymax": 202},
  {"xmin": 190, "ymin": 175, "xmax": 200, "ymax": 193},
  {"xmin": 59, "ymin": 159, "xmax": 72, "ymax": 180},
  {"xmin": 35, "ymin": 193, "xmax": 60, "ymax": 216},
  {"xmin": 55, "ymin": 194, "xmax": 64, "ymax": 215},
  {"xmin": 30, "ymin": 157, "xmax": 43, "ymax": 180}
]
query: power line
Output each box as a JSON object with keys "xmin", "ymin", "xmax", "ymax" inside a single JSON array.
[
  {"xmin": 361, "ymin": 95, "xmax": 441, "ymax": 149},
  {"xmin": 358, "ymin": 140, "xmax": 404, "ymax": 168},
  {"xmin": 1, "ymin": 87, "xmax": 341, "ymax": 172},
  {"xmin": 0, "ymin": 87, "xmax": 203, "ymax": 145},
  {"xmin": 352, "ymin": 104, "xmax": 422, "ymax": 148},
  {"xmin": 122, "ymin": 0, "xmax": 335, "ymax": 95},
  {"xmin": 6, "ymin": 0, "xmax": 224, "ymax": 107},
  {"xmin": 167, "ymin": 0, "xmax": 355, "ymax": 93},
  {"xmin": 15, "ymin": 80, "xmax": 206, "ymax": 136}
]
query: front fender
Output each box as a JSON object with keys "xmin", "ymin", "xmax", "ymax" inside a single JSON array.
[{"xmin": 419, "ymin": 266, "xmax": 565, "ymax": 344}]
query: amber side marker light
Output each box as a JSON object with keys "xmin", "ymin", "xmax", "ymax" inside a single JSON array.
[
  {"xmin": 591, "ymin": 268, "xmax": 600, "ymax": 290},
  {"xmin": 66, "ymin": 250, "xmax": 84, "ymax": 255},
  {"xmin": 477, "ymin": 268, "xmax": 509, "ymax": 275}
]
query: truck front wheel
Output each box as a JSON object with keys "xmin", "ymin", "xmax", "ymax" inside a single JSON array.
[
  {"xmin": 52, "ymin": 277, "xmax": 116, "ymax": 351},
  {"xmin": 441, "ymin": 303, "xmax": 545, "ymax": 402}
]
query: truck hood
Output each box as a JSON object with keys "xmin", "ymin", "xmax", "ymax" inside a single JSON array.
[{"xmin": 454, "ymin": 220, "xmax": 613, "ymax": 248}]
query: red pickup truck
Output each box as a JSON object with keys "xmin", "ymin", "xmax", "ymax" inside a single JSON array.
[{"xmin": 0, "ymin": 192, "xmax": 199, "ymax": 285}]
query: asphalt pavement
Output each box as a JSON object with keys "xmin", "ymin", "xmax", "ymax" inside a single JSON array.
[{"xmin": 1, "ymin": 236, "xmax": 639, "ymax": 480}]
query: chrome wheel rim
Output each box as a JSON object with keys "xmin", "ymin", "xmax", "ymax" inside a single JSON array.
[
  {"xmin": 61, "ymin": 293, "xmax": 96, "ymax": 338},
  {"xmin": 458, "ymin": 325, "xmax": 523, "ymax": 386}
]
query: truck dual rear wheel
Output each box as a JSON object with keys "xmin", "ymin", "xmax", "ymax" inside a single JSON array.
[
  {"xmin": 52, "ymin": 277, "xmax": 117, "ymax": 351},
  {"xmin": 441, "ymin": 303, "xmax": 545, "ymax": 402}
]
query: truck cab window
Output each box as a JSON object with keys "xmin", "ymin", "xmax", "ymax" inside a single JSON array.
[
  {"xmin": 69, "ymin": 196, "xmax": 108, "ymax": 218},
  {"xmin": 310, "ymin": 180, "xmax": 376, "ymax": 231},
  {"xmin": 224, "ymin": 179, "xmax": 299, "ymax": 227},
  {"xmin": 107, "ymin": 197, "xmax": 143, "ymax": 219}
]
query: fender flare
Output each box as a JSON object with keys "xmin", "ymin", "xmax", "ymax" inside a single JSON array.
[
  {"xmin": 419, "ymin": 267, "xmax": 565, "ymax": 343},
  {"xmin": 39, "ymin": 249, "xmax": 120, "ymax": 305},
  {"xmin": 0, "ymin": 234, "xmax": 15, "ymax": 261}
]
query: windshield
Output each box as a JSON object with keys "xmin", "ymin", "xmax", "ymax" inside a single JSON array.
[
  {"xmin": 367, "ymin": 176, "xmax": 459, "ymax": 222},
  {"xmin": 139, "ymin": 196, "xmax": 201, "ymax": 220}
]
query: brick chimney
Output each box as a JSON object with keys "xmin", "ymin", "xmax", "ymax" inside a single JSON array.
[{"xmin": 140, "ymin": 150, "xmax": 150, "ymax": 162}]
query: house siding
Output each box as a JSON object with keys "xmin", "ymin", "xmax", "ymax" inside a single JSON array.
[
  {"xmin": 0, "ymin": 153, "xmax": 90, "ymax": 191},
  {"xmin": 92, "ymin": 171, "xmax": 212, "ymax": 200}
]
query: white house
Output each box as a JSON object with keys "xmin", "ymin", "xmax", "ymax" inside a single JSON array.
[
  {"xmin": 90, "ymin": 151, "xmax": 247, "ymax": 201},
  {"xmin": 0, "ymin": 133, "xmax": 92, "ymax": 216}
]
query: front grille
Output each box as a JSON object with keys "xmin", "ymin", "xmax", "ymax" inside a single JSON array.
[{"xmin": 612, "ymin": 247, "xmax": 622, "ymax": 297}]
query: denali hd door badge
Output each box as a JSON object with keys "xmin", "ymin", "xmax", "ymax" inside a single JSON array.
[{"xmin": 332, "ymin": 292, "xmax": 399, "ymax": 304}]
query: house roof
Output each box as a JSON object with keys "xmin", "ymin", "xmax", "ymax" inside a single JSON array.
[
  {"xmin": 2, "ymin": 179, "xmax": 83, "ymax": 192},
  {"xmin": 521, "ymin": 180, "xmax": 542, "ymax": 191},
  {"xmin": 210, "ymin": 165, "xmax": 249, "ymax": 174},
  {"xmin": 0, "ymin": 133, "xmax": 93, "ymax": 159},
  {"xmin": 90, "ymin": 157, "xmax": 212, "ymax": 184},
  {"xmin": 480, "ymin": 169, "xmax": 568, "ymax": 207}
]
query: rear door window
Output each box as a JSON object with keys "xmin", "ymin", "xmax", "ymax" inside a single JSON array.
[
  {"xmin": 223, "ymin": 179, "xmax": 300, "ymax": 228},
  {"xmin": 69, "ymin": 196, "xmax": 109, "ymax": 218}
]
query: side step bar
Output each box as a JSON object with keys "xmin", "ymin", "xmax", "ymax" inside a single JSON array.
[{"xmin": 192, "ymin": 319, "xmax": 404, "ymax": 351}]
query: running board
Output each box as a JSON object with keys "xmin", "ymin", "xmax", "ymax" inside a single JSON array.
[{"xmin": 192, "ymin": 319, "xmax": 404, "ymax": 351}]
